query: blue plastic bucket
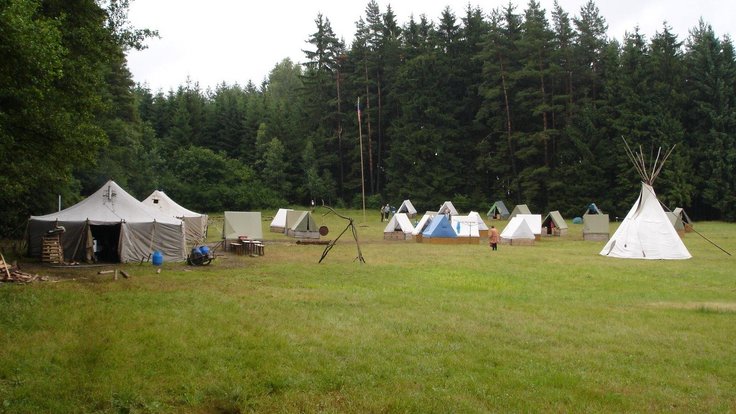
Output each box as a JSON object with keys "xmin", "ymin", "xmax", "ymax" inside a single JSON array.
[{"xmin": 152, "ymin": 251, "xmax": 164, "ymax": 266}]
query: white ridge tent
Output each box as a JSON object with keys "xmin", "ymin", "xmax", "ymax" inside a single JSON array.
[
  {"xmin": 383, "ymin": 213, "xmax": 415, "ymax": 240},
  {"xmin": 142, "ymin": 190, "xmax": 208, "ymax": 245},
  {"xmin": 269, "ymin": 208, "xmax": 292, "ymax": 233},
  {"xmin": 397, "ymin": 200, "xmax": 418, "ymax": 218},
  {"xmin": 499, "ymin": 216, "xmax": 535, "ymax": 245},
  {"xmin": 437, "ymin": 201, "xmax": 459, "ymax": 216},
  {"xmin": 451, "ymin": 216, "xmax": 481, "ymax": 238},
  {"xmin": 468, "ymin": 211, "xmax": 489, "ymax": 237},
  {"xmin": 28, "ymin": 180, "xmax": 186, "ymax": 263},
  {"xmin": 516, "ymin": 214, "xmax": 542, "ymax": 239},
  {"xmin": 600, "ymin": 139, "xmax": 691, "ymax": 260},
  {"xmin": 411, "ymin": 211, "xmax": 437, "ymax": 236}
]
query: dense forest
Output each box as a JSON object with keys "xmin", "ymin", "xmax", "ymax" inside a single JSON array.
[{"xmin": 2, "ymin": 0, "xmax": 736, "ymax": 237}]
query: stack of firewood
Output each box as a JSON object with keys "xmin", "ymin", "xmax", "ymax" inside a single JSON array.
[{"xmin": 0, "ymin": 253, "xmax": 48, "ymax": 283}]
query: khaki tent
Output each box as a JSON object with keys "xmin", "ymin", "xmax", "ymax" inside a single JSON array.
[
  {"xmin": 583, "ymin": 213, "xmax": 610, "ymax": 241},
  {"xmin": 487, "ymin": 201, "xmax": 510, "ymax": 220},
  {"xmin": 667, "ymin": 207, "xmax": 693, "ymax": 236},
  {"xmin": 508, "ymin": 204, "xmax": 532, "ymax": 220},
  {"xmin": 542, "ymin": 211, "xmax": 568, "ymax": 236},
  {"xmin": 223, "ymin": 212, "xmax": 263, "ymax": 247},
  {"xmin": 286, "ymin": 210, "xmax": 319, "ymax": 239},
  {"xmin": 28, "ymin": 180, "xmax": 186, "ymax": 263},
  {"xmin": 142, "ymin": 190, "xmax": 208, "ymax": 245}
]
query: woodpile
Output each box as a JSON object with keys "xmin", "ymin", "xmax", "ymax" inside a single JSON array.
[{"xmin": 0, "ymin": 253, "xmax": 48, "ymax": 283}]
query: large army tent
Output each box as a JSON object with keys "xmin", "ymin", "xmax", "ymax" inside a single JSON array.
[
  {"xmin": 508, "ymin": 204, "xmax": 532, "ymax": 220},
  {"xmin": 142, "ymin": 190, "xmax": 208, "ymax": 245},
  {"xmin": 397, "ymin": 200, "xmax": 418, "ymax": 218},
  {"xmin": 383, "ymin": 213, "xmax": 414, "ymax": 240},
  {"xmin": 28, "ymin": 180, "xmax": 186, "ymax": 263},
  {"xmin": 269, "ymin": 208, "xmax": 292, "ymax": 233},
  {"xmin": 487, "ymin": 201, "xmax": 510, "ymax": 219},
  {"xmin": 542, "ymin": 211, "xmax": 568, "ymax": 236},
  {"xmin": 223, "ymin": 211, "xmax": 263, "ymax": 247},
  {"xmin": 499, "ymin": 216, "xmax": 535, "ymax": 245}
]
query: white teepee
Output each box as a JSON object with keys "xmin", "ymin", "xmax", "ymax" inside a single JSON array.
[{"xmin": 600, "ymin": 140, "xmax": 691, "ymax": 260}]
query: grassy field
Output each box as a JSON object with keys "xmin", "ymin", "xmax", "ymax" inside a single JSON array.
[{"xmin": 1, "ymin": 209, "xmax": 735, "ymax": 413}]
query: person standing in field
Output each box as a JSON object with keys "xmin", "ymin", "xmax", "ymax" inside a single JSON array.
[{"xmin": 489, "ymin": 225, "xmax": 500, "ymax": 251}]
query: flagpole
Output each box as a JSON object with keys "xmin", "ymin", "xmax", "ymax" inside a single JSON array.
[{"xmin": 357, "ymin": 97, "xmax": 366, "ymax": 221}]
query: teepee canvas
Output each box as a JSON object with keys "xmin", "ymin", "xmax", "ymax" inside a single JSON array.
[{"xmin": 600, "ymin": 140, "xmax": 691, "ymax": 260}]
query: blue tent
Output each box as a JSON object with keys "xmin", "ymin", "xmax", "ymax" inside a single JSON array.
[{"xmin": 422, "ymin": 214, "xmax": 457, "ymax": 238}]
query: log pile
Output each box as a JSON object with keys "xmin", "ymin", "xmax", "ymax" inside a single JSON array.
[{"xmin": 0, "ymin": 254, "xmax": 47, "ymax": 283}]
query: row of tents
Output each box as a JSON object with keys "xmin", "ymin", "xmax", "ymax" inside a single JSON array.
[{"xmin": 27, "ymin": 180, "xmax": 267, "ymax": 263}]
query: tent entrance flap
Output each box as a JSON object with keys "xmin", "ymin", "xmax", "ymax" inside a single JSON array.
[{"xmin": 90, "ymin": 224, "xmax": 121, "ymax": 262}]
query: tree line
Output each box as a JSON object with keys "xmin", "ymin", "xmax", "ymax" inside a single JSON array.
[{"xmin": 2, "ymin": 0, "xmax": 735, "ymax": 237}]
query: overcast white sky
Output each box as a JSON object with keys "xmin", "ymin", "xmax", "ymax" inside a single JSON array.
[{"xmin": 126, "ymin": 0, "xmax": 734, "ymax": 92}]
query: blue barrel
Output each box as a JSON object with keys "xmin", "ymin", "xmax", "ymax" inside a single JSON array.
[
  {"xmin": 199, "ymin": 245, "xmax": 210, "ymax": 256},
  {"xmin": 152, "ymin": 251, "xmax": 164, "ymax": 266}
]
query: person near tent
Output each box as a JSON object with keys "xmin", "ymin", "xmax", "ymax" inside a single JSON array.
[
  {"xmin": 489, "ymin": 225, "xmax": 500, "ymax": 251},
  {"xmin": 380, "ymin": 204, "xmax": 386, "ymax": 222}
]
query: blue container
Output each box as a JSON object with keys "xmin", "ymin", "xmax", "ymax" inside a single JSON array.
[
  {"xmin": 152, "ymin": 251, "xmax": 164, "ymax": 266},
  {"xmin": 199, "ymin": 246, "xmax": 210, "ymax": 256}
]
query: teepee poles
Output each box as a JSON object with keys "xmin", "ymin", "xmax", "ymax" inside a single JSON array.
[{"xmin": 621, "ymin": 137, "xmax": 675, "ymax": 185}]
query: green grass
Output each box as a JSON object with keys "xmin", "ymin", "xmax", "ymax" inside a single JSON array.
[{"xmin": 1, "ymin": 210, "xmax": 735, "ymax": 413}]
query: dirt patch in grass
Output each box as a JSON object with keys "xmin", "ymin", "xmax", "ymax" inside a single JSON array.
[{"xmin": 648, "ymin": 301, "xmax": 736, "ymax": 313}]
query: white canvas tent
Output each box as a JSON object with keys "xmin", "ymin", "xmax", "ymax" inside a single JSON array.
[
  {"xmin": 383, "ymin": 213, "xmax": 414, "ymax": 240},
  {"xmin": 437, "ymin": 201, "xmax": 459, "ymax": 216},
  {"xmin": 411, "ymin": 211, "xmax": 437, "ymax": 236},
  {"xmin": 499, "ymin": 216, "xmax": 535, "ymax": 245},
  {"xmin": 516, "ymin": 214, "xmax": 542, "ymax": 239},
  {"xmin": 223, "ymin": 211, "xmax": 263, "ymax": 247},
  {"xmin": 142, "ymin": 190, "xmax": 208, "ymax": 245},
  {"xmin": 397, "ymin": 200, "xmax": 418, "ymax": 217},
  {"xmin": 601, "ymin": 183, "xmax": 691, "ymax": 259},
  {"xmin": 269, "ymin": 208, "xmax": 292, "ymax": 233},
  {"xmin": 600, "ymin": 139, "xmax": 691, "ymax": 260},
  {"xmin": 451, "ymin": 216, "xmax": 481, "ymax": 239},
  {"xmin": 28, "ymin": 180, "xmax": 187, "ymax": 263},
  {"xmin": 468, "ymin": 211, "xmax": 489, "ymax": 237}
]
